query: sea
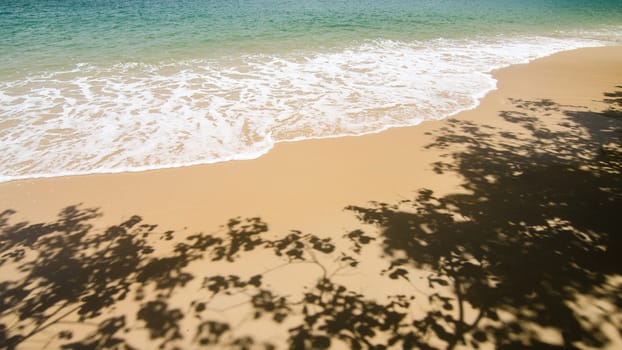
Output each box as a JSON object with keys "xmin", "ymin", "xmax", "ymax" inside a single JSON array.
[{"xmin": 1, "ymin": 0, "xmax": 621, "ymax": 182}]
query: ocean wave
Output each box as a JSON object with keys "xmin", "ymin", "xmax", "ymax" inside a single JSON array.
[{"xmin": 0, "ymin": 33, "xmax": 618, "ymax": 182}]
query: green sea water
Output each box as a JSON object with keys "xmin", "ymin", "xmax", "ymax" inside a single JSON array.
[
  {"xmin": 0, "ymin": 0, "xmax": 621, "ymax": 181},
  {"xmin": 2, "ymin": 0, "xmax": 621, "ymax": 75}
]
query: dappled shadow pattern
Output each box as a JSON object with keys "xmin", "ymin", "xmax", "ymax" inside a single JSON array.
[
  {"xmin": 0, "ymin": 206, "xmax": 393, "ymax": 349},
  {"xmin": 2, "ymin": 88, "xmax": 622, "ymax": 349},
  {"xmin": 601, "ymin": 85, "xmax": 622, "ymax": 119},
  {"xmin": 348, "ymin": 90, "xmax": 622, "ymax": 349},
  {"xmin": 604, "ymin": 86, "xmax": 622, "ymax": 107}
]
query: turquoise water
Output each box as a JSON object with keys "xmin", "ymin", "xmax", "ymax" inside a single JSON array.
[
  {"xmin": 2, "ymin": 0, "xmax": 622, "ymax": 75},
  {"xmin": 1, "ymin": 0, "xmax": 621, "ymax": 181}
]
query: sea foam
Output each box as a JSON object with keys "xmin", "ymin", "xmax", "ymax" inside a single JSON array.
[{"xmin": 0, "ymin": 35, "xmax": 616, "ymax": 182}]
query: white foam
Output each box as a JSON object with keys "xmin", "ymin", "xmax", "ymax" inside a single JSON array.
[{"xmin": 0, "ymin": 32, "xmax": 619, "ymax": 182}]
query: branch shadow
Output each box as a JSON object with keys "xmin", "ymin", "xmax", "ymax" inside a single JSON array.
[
  {"xmin": 0, "ymin": 208, "xmax": 280, "ymax": 349},
  {"xmin": 0, "ymin": 205, "xmax": 388, "ymax": 349},
  {"xmin": 348, "ymin": 87, "xmax": 622, "ymax": 349}
]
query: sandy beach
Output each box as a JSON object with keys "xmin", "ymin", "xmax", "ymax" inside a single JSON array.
[{"xmin": 1, "ymin": 46, "xmax": 621, "ymax": 349}]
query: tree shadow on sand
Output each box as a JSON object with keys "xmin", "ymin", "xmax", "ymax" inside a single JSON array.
[
  {"xmin": 0, "ymin": 204, "xmax": 391, "ymax": 349},
  {"xmin": 348, "ymin": 88, "xmax": 622, "ymax": 349},
  {"xmin": 1, "ymin": 87, "xmax": 621, "ymax": 349}
]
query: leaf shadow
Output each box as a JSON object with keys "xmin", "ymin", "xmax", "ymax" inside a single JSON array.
[{"xmin": 348, "ymin": 88, "xmax": 622, "ymax": 349}]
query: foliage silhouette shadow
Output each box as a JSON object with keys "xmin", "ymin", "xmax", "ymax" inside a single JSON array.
[
  {"xmin": 0, "ymin": 206, "xmax": 395, "ymax": 349},
  {"xmin": 348, "ymin": 89, "xmax": 622, "ymax": 349}
]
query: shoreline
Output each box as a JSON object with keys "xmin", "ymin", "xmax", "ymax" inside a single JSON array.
[
  {"xmin": 1, "ymin": 46, "xmax": 621, "ymax": 233},
  {"xmin": 5, "ymin": 37, "xmax": 621, "ymax": 186},
  {"xmin": 1, "ymin": 39, "xmax": 616, "ymax": 185}
]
